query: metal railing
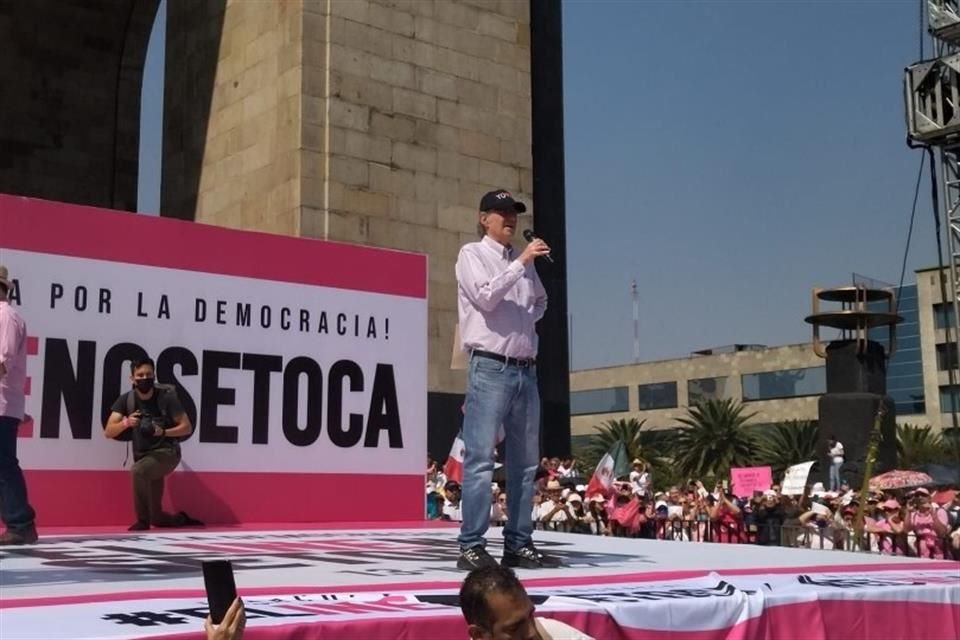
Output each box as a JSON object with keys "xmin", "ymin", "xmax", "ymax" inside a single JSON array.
[{"xmin": 529, "ymin": 516, "xmax": 960, "ymax": 561}]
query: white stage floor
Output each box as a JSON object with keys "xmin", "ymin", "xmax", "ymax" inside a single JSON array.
[{"xmin": 1, "ymin": 525, "xmax": 957, "ymax": 640}]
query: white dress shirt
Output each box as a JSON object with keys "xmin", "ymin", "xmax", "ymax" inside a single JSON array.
[{"xmin": 455, "ymin": 236, "xmax": 547, "ymax": 359}]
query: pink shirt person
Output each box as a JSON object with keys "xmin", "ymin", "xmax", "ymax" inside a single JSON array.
[
  {"xmin": 0, "ymin": 265, "xmax": 38, "ymax": 545},
  {"xmin": 0, "ymin": 299, "xmax": 27, "ymax": 420},
  {"xmin": 909, "ymin": 489, "xmax": 949, "ymax": 558},
  {"xmin": 867, "ymin": 499, "xmax": 907, "ymax": 555}
]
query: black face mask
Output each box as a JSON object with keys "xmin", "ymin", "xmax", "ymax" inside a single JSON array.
[{"xmin": 134, "ymin": 378, "xmax": 155, "ymax": 393}]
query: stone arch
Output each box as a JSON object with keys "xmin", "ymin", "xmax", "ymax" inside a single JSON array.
[{"xmin": 0, "ymin": 0, "xmax": 161, "ymax": 211}]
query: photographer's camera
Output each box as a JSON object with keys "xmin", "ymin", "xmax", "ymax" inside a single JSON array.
[{"xmin": 138, "ymin": 415, "xmax": 157, "ymax": 437}]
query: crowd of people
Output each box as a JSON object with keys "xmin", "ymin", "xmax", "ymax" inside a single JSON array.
[{"xmin": 426, "ymin": 456, "xmax": 960, "ymax": 561}]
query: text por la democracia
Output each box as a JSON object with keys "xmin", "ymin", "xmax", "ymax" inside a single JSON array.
[{"xmin": 34, "ymin": 283, "xmax": 391, "ymax": 340}]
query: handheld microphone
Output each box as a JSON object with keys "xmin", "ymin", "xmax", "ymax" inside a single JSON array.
[{"xmin": 522, "ymin": 229, "xmax": 554, "ymax": 263}]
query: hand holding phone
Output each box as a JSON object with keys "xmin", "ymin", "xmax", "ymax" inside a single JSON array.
[
  {"xmin": 202, "ymin": 560, "xmax": 238, "ymax": 625},
  {"xmin": 204, "ymin": 597, "xmax": 245, "ymax": 640}
]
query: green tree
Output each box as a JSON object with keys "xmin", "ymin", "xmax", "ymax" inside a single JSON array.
[
  {"xmin": 897, "ymin": 424, "xmax": 944, "ymax": 468},
  {"xmin": 943, "ymin": 428, "xmax": 960, "ymax": 465},
  {"xmin": 754, "ymin": 420, "xmax": 819, "ymax": 479},
  {"xmin": 673, "ymin": 398, "xmax": 758, "ymax": 479},
  {"xmin": 575, "ymin": 418, "xmax": 671, "ymax": 481}
]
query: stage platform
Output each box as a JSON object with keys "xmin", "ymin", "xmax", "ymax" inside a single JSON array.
[{"xmin": 1, "ymin": 524, "xmax": 958, "ymax": 640}]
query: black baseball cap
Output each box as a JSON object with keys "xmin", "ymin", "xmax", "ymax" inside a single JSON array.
[{"xmin": 479, "ymin": 189, "xmax": 527, "ymax": 213}]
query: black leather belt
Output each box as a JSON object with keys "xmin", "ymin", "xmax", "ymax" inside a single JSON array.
[{"xmin": 472, "ymin": 349, "xmax": 536, "ymax": 368}]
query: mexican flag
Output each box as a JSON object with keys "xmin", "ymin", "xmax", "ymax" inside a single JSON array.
[
  {"xmin": 585, "ymin": 439, "xmax": 630, "ymax": 497},
  {"xmin": 443, "ymin": 435, "xmax": 465, "ymax": 484}
]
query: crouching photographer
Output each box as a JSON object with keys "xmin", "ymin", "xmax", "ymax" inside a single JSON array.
[{"xmin": 104, "ymin": 357, "xmax": 202, "ymax": 531}]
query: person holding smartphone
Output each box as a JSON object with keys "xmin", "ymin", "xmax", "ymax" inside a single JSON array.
[{"xmin": 205, "ymin": 598, "xmax": 245, "ymax": 640}]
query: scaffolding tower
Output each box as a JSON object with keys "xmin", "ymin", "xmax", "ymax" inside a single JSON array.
[{"xmin": 904, "ymin": 0, "xmax": 960, "ymax": 425}]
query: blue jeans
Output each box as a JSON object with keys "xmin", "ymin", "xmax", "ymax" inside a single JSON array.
[
  {"xmin": 0, "ymin": 416, "xmax": 36, "ymax": 533},
  {"xmin": 829, "ymin": 460, "xmax": 842, "ymax": 491},
  {"xmin": 458, "ymin": 353, "xmax": 540, "ymax": 552}
]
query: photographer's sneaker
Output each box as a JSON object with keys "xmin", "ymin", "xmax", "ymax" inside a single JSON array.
[
  {"xmin": 0, "ymin": 526, "xmax": 38, "ymax": 545},
  {"xmin": 457, "ymin": 545, "xmax": 499, "ymax": 571},
  {"xmin": 154, "ymin": 511, "xmax": 204, "ymax": 528},
  {"xmin": 501, "ymin": 544, "xmax": 562, "ymax": 569},
  {"xmin": 176, "ymin": 511, "xmax": 204, "ymax": 526}
]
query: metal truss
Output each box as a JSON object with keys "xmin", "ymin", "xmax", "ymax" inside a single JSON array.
[
  {"xmin": 904, "ymin": 2, "xmax": 960, "ymax": 424},
  {"xmin": 939, "ymin": 146, "xmax": 960, "ymax": 367},
  {"xmin": 905, "ymin": 54, "xmax": 960, "ymax": 143},
  {"xmin": 929, "ymin": 0, "xmax": 960, "ymax": 44}
]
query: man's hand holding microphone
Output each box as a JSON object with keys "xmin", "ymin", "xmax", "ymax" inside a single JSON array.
[{"xmin": 520, "ymin": 229, "xmax": 553, "ymax": 264}]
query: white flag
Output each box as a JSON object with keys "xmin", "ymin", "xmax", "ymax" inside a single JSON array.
[{"xmin": 782, "ymin": 461, "xmax": 815, "ymax": 496}]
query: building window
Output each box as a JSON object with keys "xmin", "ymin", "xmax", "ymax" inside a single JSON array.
[
  {"xmin": 896, "ymin": 335, "xmax": 921, "ymax": 350},
  {"xmin": 687, "ymin": 377, "xmax": 728, "ymax": 405},
  {"xmin": 941, "ymin": 386, "xmax": 960, "ymax": 414},
  {"xmin": 935, "ymin": 303, "xmax": 957, "ymax": 330},
  {"xmin": 741, "ymin": 367, "xmax": 826, "ymax": 401},
  {"xmin": 570, "ymin": 387, "xmax": 629, "ymax": 416},
  {"xmin": 638, "ymin": 382, "xmax": 678, "ymax": 410},
  {"xmin": 870, "ymin": 285, "xmax": 925, "ymax": 417},
  {"xmin": 937, "ymin": 343, "xmax": 959, "ymax": 371},
  {"xmin": 888, "ymin": 388, "xmax": 926, "ymax": 415},
  {"xmin": 888, "ymin": 361, "xmax": 923, "ymax": 378}
]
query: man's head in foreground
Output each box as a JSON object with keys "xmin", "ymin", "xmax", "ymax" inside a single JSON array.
[{"xmin": 460, "ymin": 565, "xmax": 538, "ymax": 640}]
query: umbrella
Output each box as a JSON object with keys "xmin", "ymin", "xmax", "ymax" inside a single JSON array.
[{"xmin": 869, "ymin": 469, "xmax": 933, "ymax": 491}]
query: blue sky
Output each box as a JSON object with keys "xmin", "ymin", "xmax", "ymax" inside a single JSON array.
[
  {"xmin": 563, "ymin": 0, "xmax": 935, "ymax": 368},
  {"xmin": 139, "ymin": 0, "xmax": 935, "ymax": 370},
  {"xmin": 137, "ymin": 0, "xmax": 165, "ymax": 216}
]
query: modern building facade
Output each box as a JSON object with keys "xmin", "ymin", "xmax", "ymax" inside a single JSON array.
[
  {"xmin": 867, "ymin": 283, "xmax": 924, "ymax": 420},
  {"xmin": 569, "ymin": 343, "xmax": 825, "ymax": 437},
  {"xmin": 570, "ymin": 268, "xmax": 960, "ymax": 437},
  {"xmin": 915, "ymin": 266, "xmax": 960, "ymax": 429},
  {"xmin": 868, "ymin": 267, "xmax": 960, "ymax": 430}
]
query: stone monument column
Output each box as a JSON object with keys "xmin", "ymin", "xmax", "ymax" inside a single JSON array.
[{"xmin": 162, "ymin": 0, "xmax": 568, "ymax": 454}]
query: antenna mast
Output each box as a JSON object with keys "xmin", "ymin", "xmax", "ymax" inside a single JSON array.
[{"xmin": 632, "ymin": 280, "xmax": 640, "ymax": 363}]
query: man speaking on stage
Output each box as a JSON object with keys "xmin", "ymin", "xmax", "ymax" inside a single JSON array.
[{"xmin": 454, "ymin": 189, "xmax": 560, "ymax": 571}]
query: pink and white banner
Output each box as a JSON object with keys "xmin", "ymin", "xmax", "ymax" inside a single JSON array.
[
  {"xmin": 1, "ymin": 569, "xmax": 957, "ymax": 639},
  {"xmin": 0, "ymin": 195, "xmax": 427, "ymax": 524},
  {"xmin": 2, "ymin": 527, "xmax": 957, "ymax": 640}
]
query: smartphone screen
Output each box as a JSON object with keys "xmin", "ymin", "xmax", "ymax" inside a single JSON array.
[{"xmin": 202, "ymin": 560, "xmax": 237, "ymax": 625}]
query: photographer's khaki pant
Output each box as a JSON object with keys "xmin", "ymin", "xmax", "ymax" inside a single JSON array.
[{"xmin": 131, "ymin": 448, "xmax": 181, "ymax": 525}]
